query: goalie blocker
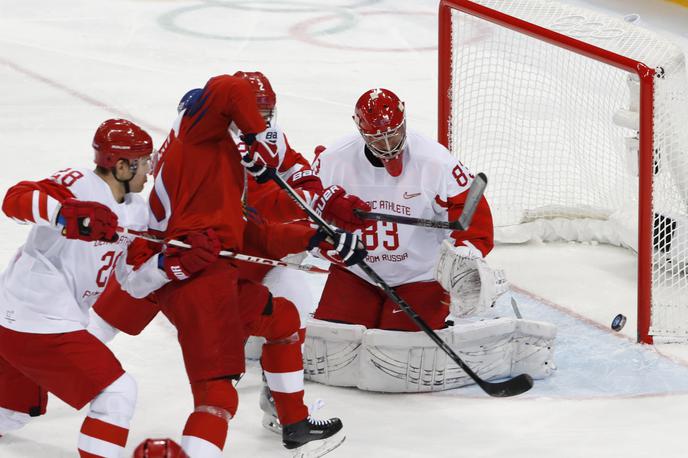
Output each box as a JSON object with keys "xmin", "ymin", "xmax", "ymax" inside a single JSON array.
[{"xmin": 303, "ymin": 317, "xmax": 556, "ymax": 392}]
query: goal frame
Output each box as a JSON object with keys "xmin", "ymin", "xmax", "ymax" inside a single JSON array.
[{"xmin": 437, "ymin": 0, "xmax": 656, "ymax": 344}]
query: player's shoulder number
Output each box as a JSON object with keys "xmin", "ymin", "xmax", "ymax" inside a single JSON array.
[{"xmin": 51, "ymin": 168, "xmax": 84, "ymax": 187}]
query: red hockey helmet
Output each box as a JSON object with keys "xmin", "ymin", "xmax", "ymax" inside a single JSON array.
[
  {"xmin": 93, "ymin": 119, "xmax": 153, "ymax": 169},
  {"xmin": 133, "ymin": 438, "xmax": 187, "ymax": 458},
  {"xmin": 233, "ymin": 71, "xmax": 277, "ymax": 122},
  {"xmin": 353, "ymin": 88, "xmax": 407, "ymax": 177}
]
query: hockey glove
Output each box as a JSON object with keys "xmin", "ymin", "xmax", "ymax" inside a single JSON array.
[
  {"xmin": 434, "ymin": 240, "xmax": 509, "ymax": 317},
  {"xmin": 286, "ymin": 168, "xmax": 324, "ymax": 196},
  {"xmin": 239, "ymin": 133, "xmax": 278, "ymax": 184},
  {"xmin": 313, "ymin": 185, "xmax": 371, "ymax": 232},
  {"xmin": 162, "ymin": 229, "xmax": 221, "ymax": 281},
  {"xmin": 308, "ymin": 227, "xmax": 367, "ymax": 267},
  {"xmin": 57, "ymin": 198, "xmax": 119, "ymax": 242}
]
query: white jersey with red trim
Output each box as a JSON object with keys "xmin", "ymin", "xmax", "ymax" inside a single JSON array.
[
  {"xmin": 0, "ymin": 168, "xmax": 149, "ymax": 334},
  {"xmin": 312, "ymin": 129, "xmax": 475, "ymax": 287}
]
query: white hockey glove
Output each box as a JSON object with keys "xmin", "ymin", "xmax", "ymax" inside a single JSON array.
[{"xmin": 434, "ymin": 240, "xmax": 509, "ymax": 317}]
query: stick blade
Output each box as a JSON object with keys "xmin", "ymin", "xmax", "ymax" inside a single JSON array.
[
  {"xmin": 480, "ymin": 373, "xmax": 533, "ymax": 397},
  {"xmin": 454, "ymin": 172, "xmax": 488, "ymax": 231}
]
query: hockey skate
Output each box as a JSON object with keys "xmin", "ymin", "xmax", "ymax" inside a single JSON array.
[
  {"xmin": 282, "ymin": 416, "xmax": 345, "ymax": 458},
  {"xmin": 259, "ymin": 380, "xmax": 282, "ymax": 434}
]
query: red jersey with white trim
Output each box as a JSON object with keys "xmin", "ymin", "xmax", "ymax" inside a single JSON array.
[
  {"xmin": 147, "ymin": 75, "xmax": 267, "ymax": 248},
  {"xmin": 0, "ymin": 168, "xmax": 148, "ymax": 333},
  {"xmin": 312, "ymin": 129, "xmax": 493, "ymax": 287}
]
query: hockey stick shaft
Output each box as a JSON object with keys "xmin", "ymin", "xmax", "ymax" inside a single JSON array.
[
  {"xmin": 354, "ymin": 173, "xmax": 487, "ymax": 231},
  {"xmin": 116, "ymin": 227, "xmax": 329, "ymax": 274},
  {"xmin": 269, "ymin": 173, "xmax": 532, "ymax": 397},
  {"xmin": 355, "ymin": 211, "xmax": 460, "ymax": 230}
]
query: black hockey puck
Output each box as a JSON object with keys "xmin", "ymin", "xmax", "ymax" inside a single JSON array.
[{"xmin": 611, "ymin": 314, "xmax": 627, "ymax": 332}]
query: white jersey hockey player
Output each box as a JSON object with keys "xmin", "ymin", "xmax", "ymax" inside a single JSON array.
[{"xmin": 0, "ymin": 119, "xmax": 152, "ymax": 456}]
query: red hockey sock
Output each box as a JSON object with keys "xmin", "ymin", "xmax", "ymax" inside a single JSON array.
[
  {"xmin": 77, "ymin": 416, "xmax": 129, "ymax": 457},
  {"xmin": 180, "ymin": 378, "xmax": 237, "ymax": 456},
  {"xmin": 259, "ymin": 298, "xmax": 309, "ymax": 425},
  {"xmin": 182, "ymin": 411, "xmax": 228, "ymax": 451}
]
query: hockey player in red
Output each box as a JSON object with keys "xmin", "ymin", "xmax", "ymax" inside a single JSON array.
[
  {"xmin": 136, "ymin": 73, "xmax": 365, "ymax": 458},
  {"xmin": 89, "ymin": 213, "xmax": 363, "ymax": 457},
  {"xmin": 0, "ymin": 119, "xmax": 153, "ymax": 457}
]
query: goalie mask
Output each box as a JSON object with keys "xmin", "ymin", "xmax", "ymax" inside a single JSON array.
[
  {"xmin": 234, "ymin": 71, "xmax": 277, "ymax": 125},
  {"xmin": 353, "ymin": 88, "xmax": 407, "ymax": 177}
]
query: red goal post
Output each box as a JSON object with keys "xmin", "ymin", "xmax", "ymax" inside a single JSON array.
[{"xmin": 438, "ymin": 0, "xmax": 688, "ymax": 343}]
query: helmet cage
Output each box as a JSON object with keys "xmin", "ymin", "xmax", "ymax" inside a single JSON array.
[{"xmin": 359, "ymin": 119, "xmax": 407, "ymax": 160}]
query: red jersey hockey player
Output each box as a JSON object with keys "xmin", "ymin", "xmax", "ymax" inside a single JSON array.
[
  {"xmin": 137, "ymin": 73, "xmax": 364, "ymax": 458},
  {"xmin": 0, "ymin": 119, "xmax": 153, "ymax": 457},
  {"xmin": 229, "ymin": 71, "xmax": 367, "ymax": 434}
]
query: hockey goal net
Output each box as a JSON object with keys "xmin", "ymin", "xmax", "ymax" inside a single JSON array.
[{"xmin": 438, "ymin": 0, "xmax": 688, "ymax": 343}]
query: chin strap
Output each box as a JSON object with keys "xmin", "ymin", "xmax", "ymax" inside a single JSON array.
[{"xmin": 111, "ymin": 160, "xmax": 140, "ymax": 194}]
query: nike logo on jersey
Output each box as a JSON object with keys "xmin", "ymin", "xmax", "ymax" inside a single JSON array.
[
  {"xmin": 391, "ymin": 309, "xmax": 404, "ymax": 314},
  {"xmin": 403, "ymin": 192, "xmax": 421, "ymax": 199}
]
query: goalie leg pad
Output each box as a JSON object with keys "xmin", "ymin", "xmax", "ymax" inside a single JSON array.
[
  {"xmin": 303, "ymin": 319, "xmax": 365, "ymax": 387},
  {"xmin": 357, "ymin": 319, "xmax": 518, "ymax": 392},
  {"xmin": 511, "ymin": 319, "xmax": 557, "ymax": 379}
]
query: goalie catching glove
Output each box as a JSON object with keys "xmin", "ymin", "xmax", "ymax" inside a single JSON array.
[
  {"xmin": 434, "ymin": 239, "xmax": 509, "ymax": 317},
  {"xmin": 308, "ymin": 227, "xmax": 368, "ymax": 266}
]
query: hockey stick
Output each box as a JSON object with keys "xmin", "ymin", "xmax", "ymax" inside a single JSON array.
[
  {"xmin": 269, "ymin": 173, "xmax": 533, "ymax": 397},
  {"xmin": 116, "ymin": 227, "xmax": 329, "ymax": 274},
  {"xmin": 354, "ymin": 172, "xmax": 488, "ymax": 231}
]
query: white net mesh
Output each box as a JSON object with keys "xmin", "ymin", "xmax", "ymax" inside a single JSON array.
[{"xmin": 445, "ymin": 0, "xmax": 688, "ymax": 337}]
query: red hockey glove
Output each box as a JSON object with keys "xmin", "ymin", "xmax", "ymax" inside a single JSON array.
[
  {"xmin": 239, "ymin": 134, "xmax": 279, "ymax": 183},
  {"xmin": 308, "ymin": 227, "xmax": 367, "ymax": 267},
  {"xmin": 163, "ymin": 230, "xmax": 221, "ymax": 281},
  {"xmin": 286, "ymin": 168, "xmax": 323, "ymax": 195},
  {"xmin": 313, "ymin": 185, "xmax": 371, "ymax": 232},
  {"xmin": 58, "ymin": 198, "xmax": 118, "ymax": 242}
]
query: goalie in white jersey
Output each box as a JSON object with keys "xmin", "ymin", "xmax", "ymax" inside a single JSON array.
[
  {"xmin": 304, "ymin": 89, "xmax": 556, "ymax": 393},
  {"xmin": 0, "ymin": 119, "xmax": 152, "ymax": 457},
  {"xmin": 311, "ymin": 88, "xmax": 495, "ymax": 330}
]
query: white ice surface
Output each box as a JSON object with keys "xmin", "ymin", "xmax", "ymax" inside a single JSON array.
[{"xmin": 1, "ymin": 0, "xmax": 688, "ymax": 457}]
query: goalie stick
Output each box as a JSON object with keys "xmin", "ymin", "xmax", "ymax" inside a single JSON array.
[
  {"xmin": 116, "ymin": 227, "xmax": 329, "ymax": 274},
  {"xmin": 354, "ymin": 172, "xmax": 488, "ymax": 231},
  {"xmin": 269, "ymin": 172, "xmax": 533, "ymax": 398}
]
